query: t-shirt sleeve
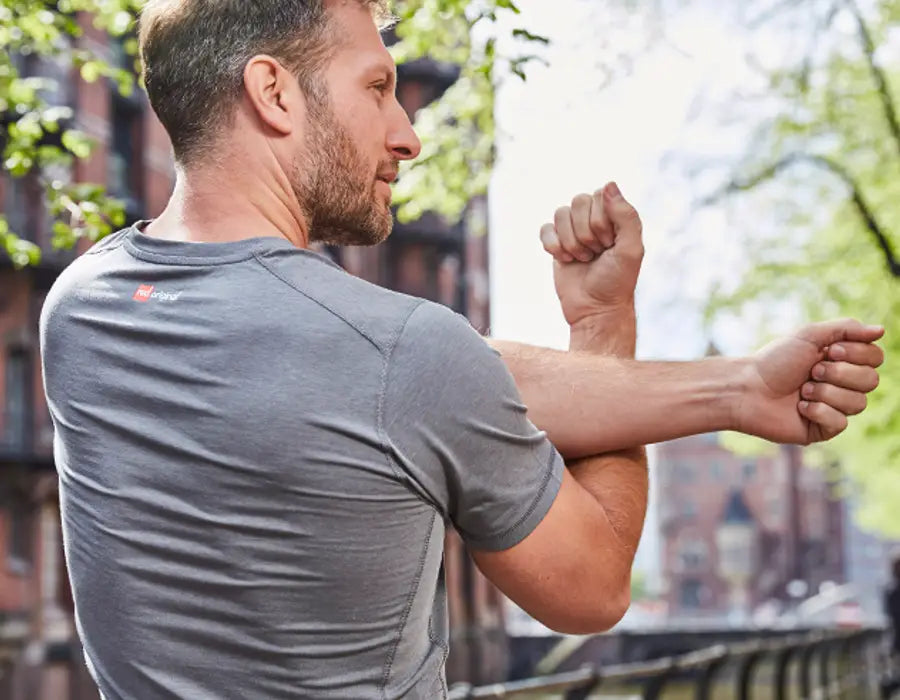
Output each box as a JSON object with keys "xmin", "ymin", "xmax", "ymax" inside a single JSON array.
[{"xmin": 381, "ymin": 301, "xmax": 565, "ymax": 552}]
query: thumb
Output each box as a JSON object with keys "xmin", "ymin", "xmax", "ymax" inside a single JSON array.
[
  {"xmin": 798, "ymin": 318, "xmax": 885, "ymax": 348},
  {"xmin": 603, "ymin": 182, "xmax": 643, "ymax": 258}
]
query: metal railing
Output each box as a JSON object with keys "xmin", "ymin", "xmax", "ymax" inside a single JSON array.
[{"xmin": 449, "ymin": 628, "xmax": 890, "ymax": 699}]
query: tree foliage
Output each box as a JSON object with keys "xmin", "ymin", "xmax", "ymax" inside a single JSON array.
[
  {"xmin": 699, "ymin": 0, "xmax": 900, "ymax": 533},
  {"xmin": 0, "ymin": 0, "xmax": 546, "ymax": 265},
  {"xmin": 1, "ymin": 0, "xmax": 143, "ymax": 266}
]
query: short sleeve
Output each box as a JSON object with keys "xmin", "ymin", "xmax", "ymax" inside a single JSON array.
[{"xmin": 382, "ymin": 301, "xmax": 565, "ymax": 551}]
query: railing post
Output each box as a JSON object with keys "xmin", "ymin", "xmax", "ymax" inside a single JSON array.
[
  {"xmin": 820, "ymin": 638, "xmax": 845, "ymax": 699},
  {"xmin": 643, "ymin": 671, "xmax": 670, "ymax": 700},
  {"xmin": 863, "ymin": 630, "xmax": 884, "ymax": 698},
  {"xmin": 776, "ymin": 644, "xmax": 799, "ymax": 700},
  {"xmin": 695, "ymin": 654, "xmax": 728, "ymax": 700},
  {"xmin": 833, "ymin": 636, "xmax": 854, "ymax": 699},
  {"xmin": 738, "ymin": 649, "xmax": 764, "ymax": 700},
  {"xmin": 799, "ymin": 641, "xmax": 818, "ymax": 700},
  {"xmin": 563, "ymin": 670, "xmax": 600, "ymax": 700}
]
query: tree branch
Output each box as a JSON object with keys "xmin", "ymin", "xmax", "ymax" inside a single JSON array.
[
  {"xmin": 699, "ymin": 152, "xmax": 900, "ymax": 277},
  {"xmin": 844, "ymin": 0, "xmax": 900, "ymax": 160}
]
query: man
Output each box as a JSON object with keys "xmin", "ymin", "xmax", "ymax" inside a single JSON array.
[{"xmin": 39, "ymin": 1, "xmax": 884, "ymax": 698}]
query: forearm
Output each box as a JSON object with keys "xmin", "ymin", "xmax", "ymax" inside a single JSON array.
[
  {"xmin": 565, "ymin": 308, "xmax": 648, "ymax": 562},
  {"xmin": 490, "ymin": 340, "xmax": 745, "ymax": 458}
]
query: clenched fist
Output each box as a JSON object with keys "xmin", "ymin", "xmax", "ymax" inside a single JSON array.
[
  {"xmin": 739, "ymin": 319, "xmax": 885, "ymax": 444},
  {"xmin": 540, "ymin": 183, "xmax": 644, "ymax": 326}
]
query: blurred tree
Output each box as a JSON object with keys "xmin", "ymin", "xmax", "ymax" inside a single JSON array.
[
  {"xmin": 630, "ymin": 568, "xmax": 648, "ymax": 601},
  {"xmin": 0, "ymin": 0, "xmax": 547, "ymax": 266},
  {"xmin": 1, "ymin": 0, "xmax": 141, "ymax": 266},
  {"xmin": 696, "ymin": 0, "xmax": 900, "ymax": 533}
]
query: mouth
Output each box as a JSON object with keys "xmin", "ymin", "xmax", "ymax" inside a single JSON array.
[
  {"xmin": 376, "ymin": 170, "xmax": 399, "ymax": 185},
  {"xmin": 375, "ymin": 178, "xmax": 393, "ymax": 203}
]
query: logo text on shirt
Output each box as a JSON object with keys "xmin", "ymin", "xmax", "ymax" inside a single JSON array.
[{"xmin": 133, "ymin": 285, "xmax": 182, "ymax": 303}]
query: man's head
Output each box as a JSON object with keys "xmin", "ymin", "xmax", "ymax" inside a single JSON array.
[{"xmin": 139, "ymin": 0, "xmax": 421, "ymax": 245}]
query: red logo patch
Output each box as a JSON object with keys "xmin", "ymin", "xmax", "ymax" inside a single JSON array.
[{"xmin": 133, "ymin": 284, "xmax": 155, "ymax": 302}]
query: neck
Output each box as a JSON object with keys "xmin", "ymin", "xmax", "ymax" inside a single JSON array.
[{"xmin": 146, "ymin": 153, "xmax": 310, "ymax": 248}]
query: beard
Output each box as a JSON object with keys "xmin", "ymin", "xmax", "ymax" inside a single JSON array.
[{"xmin": 291, "ymin": 95, "xmax": 396, "ymax": 247}]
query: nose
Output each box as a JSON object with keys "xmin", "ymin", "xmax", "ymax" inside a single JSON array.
[{"xmin": 387, "ymin": 101, "xmax": 422, "ymax": 161}]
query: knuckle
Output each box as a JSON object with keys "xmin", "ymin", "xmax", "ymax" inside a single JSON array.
[
  {"xmin": 571, "ymin": 193, "xmax": 592, "ymax": 209},
  {"xmin": 615, "ymin": 199, "xmax": 640, "ymax": 219},
  {"xmin": 554, "ymin": 207, "xmax": 570, "ymax": 224},
  {"xmin": 573, "ymin": 227, "xmax": 594, "ymax": 245}
]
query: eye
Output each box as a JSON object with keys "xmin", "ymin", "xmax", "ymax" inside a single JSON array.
[{"xmin": 371, "ymin": 81, "xmax": 390, "ymax": 97}]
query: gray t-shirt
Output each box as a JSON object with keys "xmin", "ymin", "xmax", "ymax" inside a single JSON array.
[{"xmin": 39, "ymin": 225, "xmax": 565, "ymax": 699}]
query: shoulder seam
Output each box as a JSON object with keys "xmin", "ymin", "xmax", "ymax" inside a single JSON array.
[
  {"xmin": 252, "ymin": 252, "xmax": 385, "ymax": 354},
  {"xmin": 376, "ymin": 299, "xmax": 428, "ymax": 488}
]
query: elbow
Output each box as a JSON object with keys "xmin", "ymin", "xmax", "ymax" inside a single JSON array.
[{"xmin": 539, "ymin": 583, "xmax": 631, "ymax": 636}]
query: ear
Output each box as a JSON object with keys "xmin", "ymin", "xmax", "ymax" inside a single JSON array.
[{"xmin": 242, "ymin": 54, "xmax": 303, "ymax": 136}]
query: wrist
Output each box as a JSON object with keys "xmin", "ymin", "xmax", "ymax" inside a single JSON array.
[
  {"xmin": 569, "ymin": 304, "xmax": 636, "ymax": 356},
  {"xmin": 720, "ymin": 357, "xmax": 754, "ymax": 433}
]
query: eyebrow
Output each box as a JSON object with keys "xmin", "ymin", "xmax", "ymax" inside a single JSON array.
[{"xmin": 371, "ymin": 62, "xmax": 397, "ymax": 87}]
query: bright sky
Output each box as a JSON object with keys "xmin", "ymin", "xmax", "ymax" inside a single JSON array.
[{"xmin": 489, "ymin": 1, "xmax": 763, "ymax": 360}]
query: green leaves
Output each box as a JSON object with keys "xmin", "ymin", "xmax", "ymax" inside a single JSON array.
[
  {"xmin": 704, "ymin": 0, "xmax": 900, "ymax": 533},
  {"xmin": 390, "ymin": 0, "xmax": 549, "ymax": 224},
  {"xmin": 60, "ymin": 130, "xmax": 93, "ymax": 159},
  {"xmin": 1, "ymin": 0, "xmax": 141, "ymax": 261}
]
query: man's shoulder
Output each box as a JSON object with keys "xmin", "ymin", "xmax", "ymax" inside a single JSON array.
[
  {"xmin": 255, "ymin": 247, "xmax": 460, "ymax": 356},
  {"xmin": 41, "ymin": 229, "xmax": 131, "ymax": 323}
]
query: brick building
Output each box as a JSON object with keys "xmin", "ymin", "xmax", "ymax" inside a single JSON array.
[
  {"xmin": 0, "ymin": 17, "xmax": 502, "ymax": 699},
  {"xmin": 656, "ymin": 435, "xmax": 846, "ymax": 621}
]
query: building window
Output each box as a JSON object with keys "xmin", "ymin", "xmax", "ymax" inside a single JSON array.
[
  {"xmin": 678, "ymin": 538, "xmax": 708, "ymax": 571},
  {"xmin": 3, "ymin": 347, "xmax": 30, "ymax": 452},
  {"xmin": 742, "ymin": 461, "xmax": 757, "ymax": 481},
  {"xmin": 108, "ymin": 92, "xmax": 144, "ymax": 213},
  {"xmin": 3, "ymin": 173, "xmax": 46, "ymax": 245},
  {"xmin": 7, "ymin": 497, "xmax": 33, "ymax": 572},
  {"xmin": 680, "ymin": 579, "xmax": 703, "ymax": 609}
]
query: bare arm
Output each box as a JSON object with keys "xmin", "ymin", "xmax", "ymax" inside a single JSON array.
[
  {"xmin": 564, "ymin": 305, "xmax": 648, "ymax": 568},
  {"xmin": 560, "ymin": 305, "xmax": 648, "ymax": 622},
  {"xmin": 490, "ymin": 315, "xmax": 883, "ymax": 460},
  {"xmin": 473, "ymin": 184, "xmax": 882, "ymax": 634},
  {"xmin": 492, "ymin": 186, "xmax": 883, "ymax": 458},
  {"xmin": 476, "ymin": 248, "xmax": 648, "ymax": 633},
  {"xmin": 489, "ymin": 336, "xmax": 742, "ymax": 459}
]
